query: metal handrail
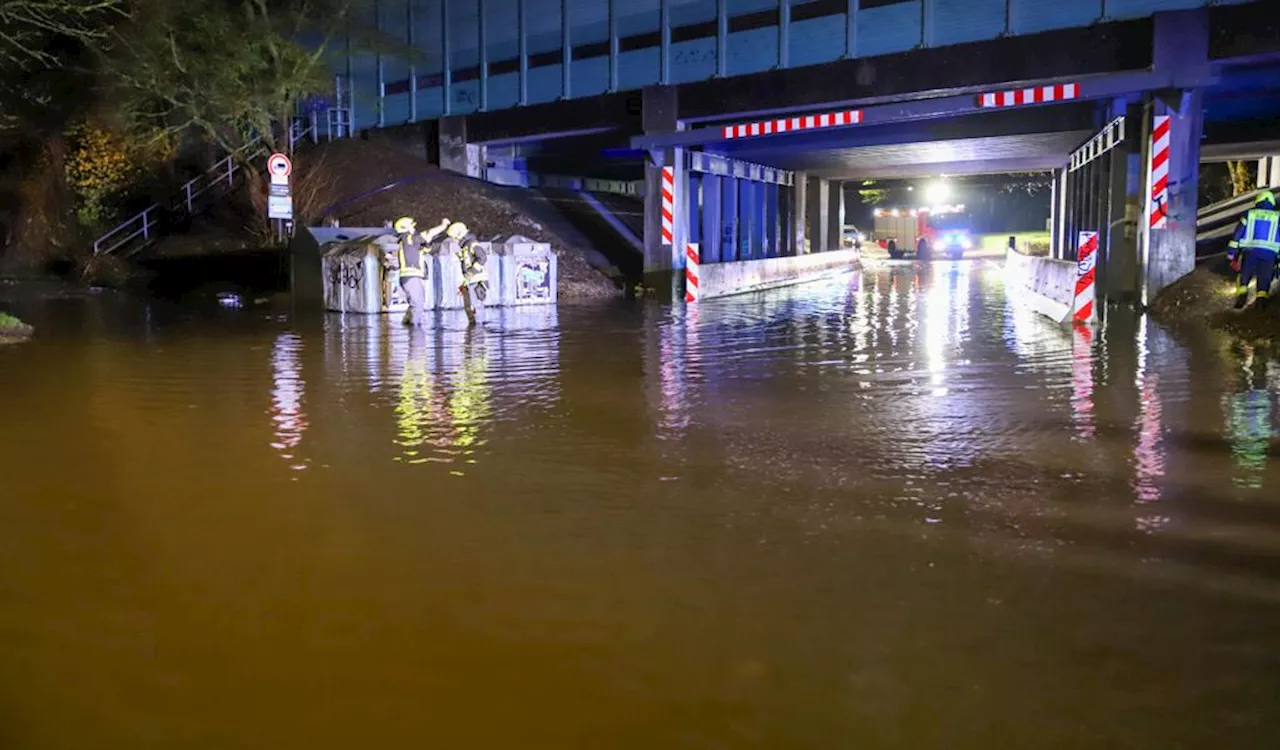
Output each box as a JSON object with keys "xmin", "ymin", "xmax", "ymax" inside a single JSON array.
[{"xmin": 1194, "ymin": 188, "xmax": 1265, "ymax": 246}]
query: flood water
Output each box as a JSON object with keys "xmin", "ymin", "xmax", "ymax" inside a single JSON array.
[{"xmin": 2, "ymin": 261, "xmax": 1279, "ymax": 748}]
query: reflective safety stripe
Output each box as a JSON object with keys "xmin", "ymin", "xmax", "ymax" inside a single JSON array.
[
  {"xmin": 398, "ymin": 236, "xmax": 426, "ymax": 278},
  {"xmin": 1244, "ymin": 210, "xmax": 1280, "ymax": 253}
]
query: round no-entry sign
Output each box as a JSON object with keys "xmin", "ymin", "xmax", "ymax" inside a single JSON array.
[{"xmin": 267, "ymin": 152, "xmax": 292, "ymax": 178}]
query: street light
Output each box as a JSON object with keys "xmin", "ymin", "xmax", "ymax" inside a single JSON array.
[{"xmin": 924, "ymin": 181, "xmax": 951, "ymax": 205}]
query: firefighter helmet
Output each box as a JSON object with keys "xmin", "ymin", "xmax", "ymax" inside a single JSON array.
[
  {"xmin": 393, "ymin": 217, "xmax": 416, "ymax": 234},
  {"xmin": 446, "ymin": 221, "xmax": 470, "ymax": 240}
]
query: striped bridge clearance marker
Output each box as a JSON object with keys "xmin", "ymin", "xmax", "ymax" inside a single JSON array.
[
  {"xmin": 978, "ymin": 83, "xmax": 1079, "ymax": 108},
  {"xmin": 685, "ymin": 242, "xmax": 700, "ymax": 303},
  {"xmin": 1149, "ymin": 115, "xmax": 1171, "ymax": 230},
  {"xmin": 1073, "ymin": 231, "xmax": 1098, "ymax": 324},
  {"xmin": 661, "ymin": 166, "xmax": 674, "ymax": 245},
  {"xmin": 722, "ymin": 110, "xmax": 862, "ymax": 140}
]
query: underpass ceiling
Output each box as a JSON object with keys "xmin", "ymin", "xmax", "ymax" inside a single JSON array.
[{"xmin": 722, "ymin": 131, "xmax": 1095, "ymax": 180}]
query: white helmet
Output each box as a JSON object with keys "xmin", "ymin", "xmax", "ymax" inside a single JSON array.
[{"xmin": 446, "ymin": 221, "xmax": 469, "ymax": 240}]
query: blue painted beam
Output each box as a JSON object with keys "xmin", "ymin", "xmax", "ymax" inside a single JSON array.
[
  {"xmin": 846, "ymin": 0, "xmax": 858, "ymax": 59},
  {"xmin": 407, "ymin": 0, "xmax": 416, "ymax": 121},
  {"xmin": 442, "ymin": 0, "xmax": 452, "ymax": 115},
  {"xmin": 562, "ymin": 0, "xmax": 571, "ymax": 99},
  {"xmin": 716, "ymin": 0, "xmax": 727, "ymax": 79},
  {"xmin": 688, "ymin": 151, "xmax": 794, "ymax": 185},
  {"xmin": 608, "ymin": 0, "xmax": 619, "ymax": 92},
  {"xmin": 479, "ymin": 0, "xmax": 488, "ymax": 110},
  {"xmin": 518, "ymin": 0, "xmax": 528, "ymax": 105},
  {"xmin": 778, "ymin": 0, "xmax": 790, "ymax": 71},
  {"xmin": 660, "ymin": 0, "xmax": 671, "ymax": 86}
]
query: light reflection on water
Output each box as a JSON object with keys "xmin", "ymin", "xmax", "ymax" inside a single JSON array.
[{"xmin": 0, "ymin": 264, "xmax": 1279, "ymax": 747}]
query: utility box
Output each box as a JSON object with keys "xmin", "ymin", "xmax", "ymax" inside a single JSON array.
[
  {"xmin": 320, "ymin": 234, "xmax": 414, "ymax": 314},
  {"xmin": 497, "ymin": 235, "xmax": 557, "ymax": 306},
  {"xmin": 435, "ymin": 239, "xmax": 500, "ymax": 312}
]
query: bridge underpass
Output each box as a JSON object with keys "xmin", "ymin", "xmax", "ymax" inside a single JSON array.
[{"xmin": 624, "ymin": 6, "xmax": 1280, "ymax": 314}]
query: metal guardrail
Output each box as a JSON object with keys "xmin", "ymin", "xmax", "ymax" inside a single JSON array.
[
  {"xmin": 92, "ymin": 108, "xmax": 347, "ymax": 257},
  {"xmin": 1195, "ymin": 188, "xmax": 1264, "ymax": 244}
]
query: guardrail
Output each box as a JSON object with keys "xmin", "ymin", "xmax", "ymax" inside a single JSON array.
[
  {"xmin": 1196, "ymin": 188, "xmax": 1264, "ymax": 245},
  {"xmin": 92, "ymin": 108, "xmax": 348, "ymax": 257}
]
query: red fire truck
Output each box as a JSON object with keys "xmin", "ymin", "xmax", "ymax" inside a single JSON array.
[{"xmin": 872, "ymin": 204, "xmax": 974, "ymax": 260}]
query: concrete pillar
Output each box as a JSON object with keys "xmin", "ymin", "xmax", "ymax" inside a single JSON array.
[
  {"xmin": 751, "ymin": 181, "xmax": 766, "ymax": 258},
  {"xmin": 1143, "ymin": 90, "xmax": 1202, "ymax": 303},
  {"xmin": 438, "ymin": 116, "xmax": 472, "ymax": 176},
  {"xmin": 793, "ymin": 174, "xmax": 807, "ymax": 254},
  {"xmin": 1258, "ymin": 156, "xmax": 1280, "ymax": 189},
  {"xmin": 807, "ymin": 176, "xmax": 829, "ymax": 253},
  {"xmin": 701, "ymin": 172, "xmax": 721, "ymax": 264},
  {"xmin": 738, "ymin": 180, "xmax": 755, "ymax": 259},
  {"xmin": 830, "ymin": 180, "xmax": 845, "ymax": 251},
  {"xmin": 1142, "ymin": 8, "xmax": 1208, "ymax": 303},
  {"xmin": 641, "ymin": 85, "xmax": 685, "ymax": 296},
  {"xmin": 722, "ymin": 176, "xmax": 739, "ymax": 262},
  {"xmin": 688, "ymin": 174, "xmax": 701, "ymax": 247},
  {"xmin": 1103, "ymin": 99, "xmax": 1145, "ymax": 305}
]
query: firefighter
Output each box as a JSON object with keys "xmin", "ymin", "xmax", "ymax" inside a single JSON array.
[
  {"xmin": 1227, "ymin": 190, "xmax": 1280, "ymax": 310},
  {"xmin": 445, "ymin": 221, "xmax": 489, "ymax": 325},
  {"xmin": 392, "ymin": 217, "xmax": 451, "ymax": 326}
]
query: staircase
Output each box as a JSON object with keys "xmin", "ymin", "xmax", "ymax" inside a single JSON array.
[{"xmin": 92, "ymin": 109, "xmax": 351, "ymax": 258}]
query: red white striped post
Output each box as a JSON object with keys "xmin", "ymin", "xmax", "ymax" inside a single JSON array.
[
  {"xmin": 660, "ymin": 166, "xmax": 675, "ymax": 245},
  {"xmin": 1073, "ymin": 231, "xmax": 1098, "ymax": 324},
  {"xmin": 721, "ymin": 109, "xmax": 862, "ymax": 140},
  {"xmin": 685, "ymin": 242, "xmax": 700, "ymax": 303},
  {"xmin": 1148, "ymin": 115, "xmax": 1171, "ymax": 230},
  {"xmin": 978, "ymin": 83, "xmax": 1079, "ymax": 108}
]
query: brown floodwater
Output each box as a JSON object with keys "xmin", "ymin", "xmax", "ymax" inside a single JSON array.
[{"xmin": 1, "ymin": 261, "xmax": 1278, "ymax": 748}]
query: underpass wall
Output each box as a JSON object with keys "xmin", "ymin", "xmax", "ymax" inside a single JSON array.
[{"xmin": 1004, "ymin": 249, "xmax": 1076, "ymax": 324}]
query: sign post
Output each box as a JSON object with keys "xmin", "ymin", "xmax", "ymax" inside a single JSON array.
[
  {"xmin": 1073, "ymin": 231, "xmax": 1098, "ymax": 325},
  {"xmin": 266, "ymin": 152, "xmax": 294, "ymax": 243}
]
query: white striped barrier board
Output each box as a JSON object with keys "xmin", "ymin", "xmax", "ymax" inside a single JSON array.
[
  {"xmin": 661, "ymin": 166, "xmax": 675, "ymax": 246},
  {"xmin": 979, "ymin": 83, "xmax": 1079, "ymax": 108},
  {"xmin": 1073, "ymin": 231, "xmax": 1098, "ymax": 325},
  {"xmin": 685, "ymin": 242, "xmax": 700, "ymax": 303},
  {"xmin": 1149, "ymin": 115, "xmax": 1171, "ymax": 229},
  {"xmin": 722, "ymin": 110, "xmax": 862, "ymax": 140}
]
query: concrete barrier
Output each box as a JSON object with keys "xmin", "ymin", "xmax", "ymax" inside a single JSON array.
[
  {"xmin": 1004, "ymin": 249, "xmax": 1076, "ymax": 324},
  {"xmin": 696, "ymin": 250, "xmax": 859, "ymax": 299}
]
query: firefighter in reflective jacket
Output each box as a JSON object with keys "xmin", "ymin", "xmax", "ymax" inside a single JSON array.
[
  {"xmin": 393, "ymin": 216, "xmax": 450, "ymax": 325},
  {"xmin": 446, "ymin": 221, "xmax": 489, "ymax": 324},
  {"xmin": 1227, "ymin": 190, "xmax": 1280, "ymax": 310}
]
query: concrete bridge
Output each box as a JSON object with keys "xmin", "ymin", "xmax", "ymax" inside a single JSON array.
[{"xmin": 331, "ymin": 0, "xmax": 1279, "ymax": 312}]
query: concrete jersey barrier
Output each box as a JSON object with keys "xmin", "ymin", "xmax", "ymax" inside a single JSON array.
[
  {"xmin": 696, "ymin": 249, "xmax": 860, "ymax": 299},
  {"xmin": 1004, "ymin": 249, "xmax": 1076, "ymax": 323}
]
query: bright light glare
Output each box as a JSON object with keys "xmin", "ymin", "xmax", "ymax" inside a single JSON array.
[{"xmin": 924, "ymin": 181, "xmax": 951, "ymax": 205}]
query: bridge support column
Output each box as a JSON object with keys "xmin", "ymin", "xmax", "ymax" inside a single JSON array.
[
  {"xmin": 437, "ymin": 116, "xmax": 482, "ymax": 178},
  {"xmin": 1142, "ymin": 90, "xmax": 1203, "ymax": 305},
  {"xmin": 1141, "ymin": 8, "xmax": 1208, "ymax": 305},
  {"xmin": 1258, "ymin": 157, "xmax": 1280, "ymax": 190},
  {"xmin": 830, "ymin": 181, "xmax": 845, "ymax": 252},
  {"xmin": 793, "ymin": 172, "xmax": 807, "ymax": 254},
  {"xmin": 1103, "ymin": 100, "xmax": 1146, "ymax": 306},
  {"xmin": 642, "ymin": 85, "xmax": 686, "ymax": 298},
  {"xmin": 807, "ymin": 176, "xmax": 829, "ymax": 254}
]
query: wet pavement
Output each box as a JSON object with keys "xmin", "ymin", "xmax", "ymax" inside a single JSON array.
[{"xmin": 1, "ymin": 260, "xmax": 1278, "ymax": 748}]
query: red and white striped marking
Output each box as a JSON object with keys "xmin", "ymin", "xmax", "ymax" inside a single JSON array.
[
  {"xmin": 661, "ymin": 166, "xmax": 674, "ymax": 245},
  {"xmin": 979, "ymin": 83, "xmax": 1079, "ymax": 108},
  {"xmin": 1149, "ymin": 115, "xmax": 1171, "ymax": 229},
  {"xmin": 1073, "ymin": 231, "xmax": 1098, "ymax": 324},
  {"xmin": 685, "ymin": 242, "xmax": 700, "ymax": 303},
  {"xmin": 722, "ymin": 110, "xmax": 862, "ymax": 140}
]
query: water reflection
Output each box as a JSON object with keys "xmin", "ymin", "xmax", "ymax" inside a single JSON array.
[
  {"xmin": 1070, "ymin": 325, "xmax": 1096, "ymax": 440},
  {"xmin": 1224, "ymin": 342, "xmax": 1275, "ymax": 490},
  {"xmin": 269, "ymin": 331, "xmax": 309, "ymax": 472}
]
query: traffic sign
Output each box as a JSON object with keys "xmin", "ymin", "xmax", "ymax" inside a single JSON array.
[
  {"xmin": 268, "ymin": 194, "xmax": 293, "ymax": 220},
  {"xmin": 267, "ymin": 152, "xmax": 292, "ymax": 178}
]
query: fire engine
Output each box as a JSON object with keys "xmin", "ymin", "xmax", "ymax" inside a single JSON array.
[{"xmin": 872, "ymin": 204, "xmax": 974, "ymax": 260}]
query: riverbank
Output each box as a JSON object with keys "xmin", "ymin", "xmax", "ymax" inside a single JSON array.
[
  {"xmin": 1150, "ymin": 264, "xmax": 1280, "ymax": 342},
  {"xmin": 0, "ymin": 310, "xmax": 34, "ymax": 342}
]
